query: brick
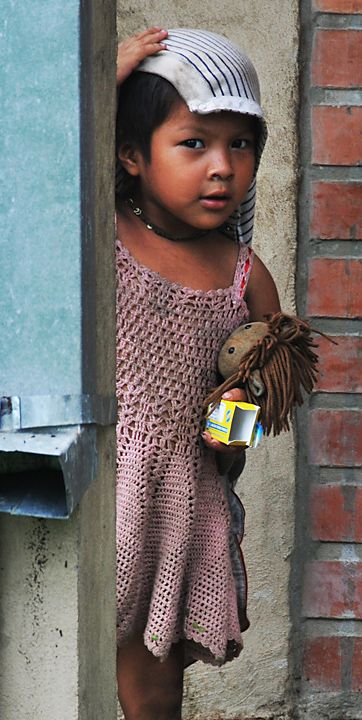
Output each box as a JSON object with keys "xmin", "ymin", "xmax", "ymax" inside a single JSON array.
[
  {"xmin": 310, "ymin": 183, "xmax": 362, "ymax": 240},
  {"xmin": 307, "ymin": 258, "xmax": 362, "ymax": 318},
  {"xmin": 354, "ymin": 489, "xmax": 362, "ymax": 541},
  {"xmin": 314, "ymin": 0, "xmax": 362, "ymax": 11},
  {"xmin": 303, "ymin": 637, "xmax": 342, "ymax": 690},
  {"xmin": 309, "ymin": 484, "xmax": 359, "ymax": 541},
  {"xmin": 312, "ymin": 106, "xmax": 362, "ymax": 166},
  {"xmin": 309, "ymin": 409, "xmax": 362, "ymax": 467},
  {"xmin": 303, "ymin": 636, "xmax": 342, "ymax": 690},
  {"xmin": 312, "ymin": 30, "xmax": 362, "ymax": 88},
  {"xmin": 303, "ymin": 635, "xmax": 362, "ymax": 692},
  {"xmin": 303, "ymin": 561, "xmax": 362, "ymax": 618},
  {"xmin": 352, "ymin": 637, "xmax": 362, "ymax": 691},
  {"xmin": 315, "ymin": 335, "xmax": 362, "ymax": 392}
]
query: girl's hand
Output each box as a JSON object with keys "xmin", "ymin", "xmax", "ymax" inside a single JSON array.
[
  {"xmin": 117, "ymin": 27, "xmax": 168, "ymax": 85},
  {"xmin": 202, "ymin": 388, "xmax": 248, "ymax": 454}
]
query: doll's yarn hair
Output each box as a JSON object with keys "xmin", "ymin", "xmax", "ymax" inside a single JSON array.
[{"xmin": 205, "ymin": 312, "xmax": 334, "ymax": 436}]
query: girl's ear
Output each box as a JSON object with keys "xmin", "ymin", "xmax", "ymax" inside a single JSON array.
[{"xmin": 117, "ymin": 142, "xmax": 141, "ymax": 177}]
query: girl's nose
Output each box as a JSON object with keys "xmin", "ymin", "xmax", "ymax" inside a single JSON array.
[{"xmin": 208, "ymin": 151, "xmax": 234, "ymax": 181}]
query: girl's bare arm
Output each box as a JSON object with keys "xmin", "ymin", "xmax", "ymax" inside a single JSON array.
[{"xmin": 117, "ymin": 27, "xmax": 168, "ymax": 85}]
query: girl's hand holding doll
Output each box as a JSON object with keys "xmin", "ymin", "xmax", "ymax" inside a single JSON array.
[{"xmin": 117, "ymin": 27, "xmax": 168, "ymax": 85}]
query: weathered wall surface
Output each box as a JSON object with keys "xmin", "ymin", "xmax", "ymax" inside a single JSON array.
[{"xmin": 117, "ymin": 2, "xmax": 299, "ymax": 718}]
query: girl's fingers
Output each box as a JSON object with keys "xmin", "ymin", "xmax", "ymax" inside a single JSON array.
[
  {"xmin": 222, "ymin": 388, "xmax": 247, "ymax": 403},
  {"xmin": 134, "ymin": 26, "xmax": 165, "ymax": 39},
  {"xmin": 136, "ymin": 28, "xmax": 168, "ymax": 53},
  {"xmin": 202, "ymin": 431, "xmax": 246, "ymax": 454},
  {"xmin": 117, "ymin": 28, "xmax": 168, "ymax": 85},
  {"xmin": 121, "ymin": 27, "xmax": 167, "ymax": 51}
]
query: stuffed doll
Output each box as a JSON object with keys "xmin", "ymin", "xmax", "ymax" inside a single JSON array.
[{"xmin": 204, "ymin": 311, "xmax": 335, "ymax": 437}]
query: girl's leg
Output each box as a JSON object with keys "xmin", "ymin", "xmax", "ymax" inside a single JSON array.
[{"xmin": 117, "ymin": 632, "xmax": 184, "ymax": 720}]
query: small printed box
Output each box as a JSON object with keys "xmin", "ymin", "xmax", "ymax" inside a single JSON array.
[{"xmin": 205, "ymin": 400, "xmax": 262, "ymax": 448}]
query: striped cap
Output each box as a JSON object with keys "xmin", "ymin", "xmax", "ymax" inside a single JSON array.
[{"xmin": 136, "ymin": 28, "xmax": 267, "ymax": 246}]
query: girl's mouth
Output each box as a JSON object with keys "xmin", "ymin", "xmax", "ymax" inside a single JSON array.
[{"xmin": 199, "ymin": 194, "xmax": 231, "ymax": 210}]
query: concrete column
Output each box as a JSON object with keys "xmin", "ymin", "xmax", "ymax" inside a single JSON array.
[{"xmin": 0, "ymin": 0, "xmax": 118, "ymax": 717}]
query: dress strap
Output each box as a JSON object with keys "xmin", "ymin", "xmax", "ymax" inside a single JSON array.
[{"xmin": 233, "ymin": 244, "xmax": 254, "ymax": 303}]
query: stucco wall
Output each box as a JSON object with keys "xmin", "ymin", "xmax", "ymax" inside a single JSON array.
[{"xmin": 117, "ymin": 1, "xmax": 299, "ymax": 718}]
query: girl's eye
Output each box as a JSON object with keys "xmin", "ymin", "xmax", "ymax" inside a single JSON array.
[
  {"xmin": 232, "ymin": 138, "xmax": 250, "ymax": 149},
  {"xmin": 182, "ymin": 139, "xmax": 204, "ymax": 149}
]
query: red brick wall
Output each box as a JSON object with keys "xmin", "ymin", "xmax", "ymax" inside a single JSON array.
[{"xmin": 299, "ymin": 0, "xmax": 362, "ymax": 706}]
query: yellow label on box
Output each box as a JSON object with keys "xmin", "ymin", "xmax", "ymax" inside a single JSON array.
[{"xmin": 205, "ymin": 400, "xmax": 262, "ymax": 447}]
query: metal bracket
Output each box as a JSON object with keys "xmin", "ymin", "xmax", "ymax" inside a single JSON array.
[
  {"xmin": 0, "ymin": 394, "xmax": 117, "ymax": 430},
  {"xmin": 0, "ymin": 397, "xmax": 21, "ymax": 431},
  {"xmin": 0, "ymin": 425, "xmax": 98, "ymax": 518}
]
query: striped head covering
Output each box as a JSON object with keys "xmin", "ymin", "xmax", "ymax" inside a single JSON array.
[{"xmin": 121, "ymin": 29, "xmax": 268, "ymax": 245}]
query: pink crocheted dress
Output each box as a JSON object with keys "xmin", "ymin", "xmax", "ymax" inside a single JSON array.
[{"xmin": 116, "ymin": 238, "xmax": 253, "ymax": 666}]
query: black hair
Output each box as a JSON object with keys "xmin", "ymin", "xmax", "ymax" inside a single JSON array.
[{"xmin": 116, "ymin": 72, "xmax": 182, "ymax": 199}]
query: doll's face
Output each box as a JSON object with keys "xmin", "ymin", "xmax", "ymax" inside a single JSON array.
[{"xmin": 218, "ymin": 322, "xmax": 268, "ymax": 380}]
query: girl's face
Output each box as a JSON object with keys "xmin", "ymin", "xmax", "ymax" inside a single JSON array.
[{"xmin": 120, "ymin": 102, "xmax": 256, "ymax": 239}]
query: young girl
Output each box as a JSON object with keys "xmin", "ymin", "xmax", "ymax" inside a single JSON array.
[{"xmin": 115, "ymin": 27, "xmax": 281, "ymax": 720}]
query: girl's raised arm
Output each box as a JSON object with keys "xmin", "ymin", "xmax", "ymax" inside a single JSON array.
[{"xmin": 117, "ymin": 27, "xmax": 168, "ymax": 85}]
